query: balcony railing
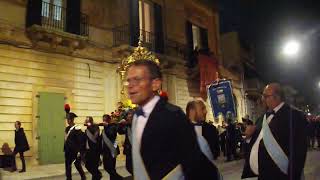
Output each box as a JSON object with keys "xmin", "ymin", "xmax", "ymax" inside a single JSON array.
[
  {"xmin": 31, "ymin": 0, "xmax": 89, "ymax": 36},
  {"xmin": 112, "ymin": 24, "xmax": 187, "ymax": 59},
  {"xmin": 113, "ymin": 25, "xmax": 130, "ymax": 47}
]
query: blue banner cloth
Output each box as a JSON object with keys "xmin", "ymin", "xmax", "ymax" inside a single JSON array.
[{"xmin": 208, "ymin": 80, "xmax": 236, "ymax": 118}]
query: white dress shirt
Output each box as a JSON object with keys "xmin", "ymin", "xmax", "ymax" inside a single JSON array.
[{"xmin": 133, "ymin": 95, "xmax": 160, "ymax": 146}]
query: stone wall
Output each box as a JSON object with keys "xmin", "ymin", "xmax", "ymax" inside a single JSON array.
[{"xmin": 0, "ymin": 45, "xmax": 121, "ymax": 164}]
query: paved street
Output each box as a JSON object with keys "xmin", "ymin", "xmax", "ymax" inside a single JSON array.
[{"xmin": 6, "ymin": 150, "xmax": 317, "ymax": 180}]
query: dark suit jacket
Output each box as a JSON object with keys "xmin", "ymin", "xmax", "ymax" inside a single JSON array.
[
  {"xmin": 201, "ymin": 122, "xmax": 220, "ymax": 159},
  {"xmin": 14, "ymin": 128, "xmax": 30, "ymax": 153},
  {"xmin": 139, "ymin": 99, "xmax": 219, "ymax": 180},
  {"xmin": 64, "ymin": 126, "xmax": 85, "ymax": 154},
  {"xmin": 242, "ymin": 104, "xmax": 307, "ymax": 180},
  {"xmin": 85, "ymin": 124, "xmax": 101, "ymax": 153},
  {"xmin": 101, "ymin": 123, "xmax": 120, "ymax": 156}
]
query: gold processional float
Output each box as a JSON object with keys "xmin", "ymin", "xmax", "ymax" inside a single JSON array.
[{"xmin": 117, "ymin": 40, "xmax": 160, "ymax": 108}]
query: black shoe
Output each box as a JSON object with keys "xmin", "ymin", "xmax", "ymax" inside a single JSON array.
[
  {"xmin": 19, "ymin": 169, "xmax": 26, "ymax": 173},
  {"xmin": 10, "ymin": 167, "xmax": 17, "ymax": 172}
]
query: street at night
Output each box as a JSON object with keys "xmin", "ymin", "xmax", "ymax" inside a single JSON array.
[{"xmin": 1, "ymin": 0, "xmax": 320, "ymax": 179}]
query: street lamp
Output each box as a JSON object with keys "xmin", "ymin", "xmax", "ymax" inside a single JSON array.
[{"xmin": 282, "ymin": 40, "xmax": 300, "ymax": 57}]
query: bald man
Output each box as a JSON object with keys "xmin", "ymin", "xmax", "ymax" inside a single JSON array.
[{"xmin": 242, "ymin": 83, "xmax": 307, "ymax": 180}]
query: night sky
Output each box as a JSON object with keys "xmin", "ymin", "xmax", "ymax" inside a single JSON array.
[{"xmin": 219, "ymin": 0, "xmax": 320, "ymax": 107}]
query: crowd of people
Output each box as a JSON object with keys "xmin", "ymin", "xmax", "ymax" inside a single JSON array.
[
  {"xmin": 49, "ymin": 60, "xmax": 311, "ymax": 180},
  {"xmin": 1, "ymin": 59, "xmax": 312, "ymax": 180},
  {"xmin": 306, "ymin": 115, "xmax": 320, "ymax": 150},
  {"xmin": 63, "ymin": 111, "xmax": 135, "ymax": 180}
]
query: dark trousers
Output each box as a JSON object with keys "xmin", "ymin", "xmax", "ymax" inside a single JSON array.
[
  {"xmin": 85, "ymin": 150, "xmax": 102, "ymax": 180},
  {"xmin": 226, "ymin": 139, "xmax": 238, "ymax": 160},
  {"xmin": 125, "ymin": 154, "xmax": 133, "ymax": 175},
  {"xmin": 13, "ymin": 151, "xmax": 25, "ymax": 171},
  {"xmin": 102, "ymin": 151, "xmax": 122, "ymax": 180},
  {"xmin": 65, "ymin": 151, "xmax": 86, "ymax": 180},
  {"xmin": 307, "ymin": 135, "xmax": 316, "ymax": 148}
]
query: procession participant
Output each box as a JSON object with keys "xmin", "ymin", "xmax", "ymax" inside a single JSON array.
[{"xmin": 127, "ymin": 60, "xmax": 220, "ymax": 179}]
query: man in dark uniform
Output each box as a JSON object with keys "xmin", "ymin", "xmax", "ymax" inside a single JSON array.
[
  {"xmin": 118, "ymin": 110, "xmax": 134, "ymax": 175},
  {"xmin": 127, "ymin": 60, "xmax": 220, "ymax": 179},
  {"xmin": 225, "ymin": 115, "xmax": 239, "ymax": 161},
  {"xmin": 242, "ymin": 83, "xmax": 307, "ymax": 180},
  {"xmin": 220, "ymin": 121, "xmax": 227, "ymax": 157},
  {"xmin": 101, "ymin": 114, "xmax": 122, "ymax": 180},
  {"xmin": 187, "ymin": 100, "xmax": 220, "ymax": 160},
  {"xmin": 84, "ymin": 116, "xmax": 102, "ymax": 180},
  {"xmin": 316, "ymin": 117, "xmax": 320, "ymax": 149},
  {"xmin": 64, "ymin": 112, "xmax": 86, "ymax": 180},
  {"xmin": 306, "ymin": 117, "xmax": 316, "ymax": 149}
]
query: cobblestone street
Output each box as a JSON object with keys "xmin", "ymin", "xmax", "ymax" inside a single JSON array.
[{"xmin": 3, "ymin": 150, "xmax": 319, "ymax": 180}]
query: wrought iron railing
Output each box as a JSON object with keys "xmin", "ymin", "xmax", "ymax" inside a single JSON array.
[
  {"xmin": 139, "ymin": 29, "xmax": 156, "ymax": 52},
  {"xmin": 40, "ymin": 1, "xmax": 89, "ymax": 36},
  {"xmin": 112, "ymin": 25, "xmax": 130, "ymax": 46},
  {"xmin": 112, "ymin": 24, "xmax": 187, "ymax": 58}
]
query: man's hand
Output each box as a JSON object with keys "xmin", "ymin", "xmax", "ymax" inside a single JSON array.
[
  {"xmin": 119, "ymin": 119, "xmax": 126, "ymax": 124},
  {"xmin": 244, "ymin": 125, "xmax": 256, "ymax": 139}
]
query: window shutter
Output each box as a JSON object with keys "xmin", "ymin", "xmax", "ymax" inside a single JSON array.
[
  {"xmin": 26, "ymin": 0, "xmax": 43, "ymax": 27},
  {"xmin": 200, "ymin": 27, "xmax": 209, "ymax": 51},
  {"xmin": 66, "ymin": 0, "xmax": 81, "ymax": 35},
  {"xmin": 129, "ymin": 0, "xmax": 139, "ymax": 46},
  {"xmin": 154, "ymin": 3, "xmax": 164, "ymax": 53}
]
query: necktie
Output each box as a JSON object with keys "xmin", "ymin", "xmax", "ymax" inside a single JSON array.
[
  {"xmin": 266, "ymin": 110, "xmax": 275, "ymax": 118},
  {"xmin": 135, "ymin": 108, "xmax": 145, "ymax": 117},
  {"xmin": 193, "ymin": 122, "xmax": 203, "ymax": 126}
]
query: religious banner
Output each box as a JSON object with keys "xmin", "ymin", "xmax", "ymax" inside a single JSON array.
[
  {"xmin": 198, "ymin": 53, "xmax": 218, "ymax": 99},
  {"xmin": 208, "ymin": 80, "xmax": 236, "ymax": 118}
]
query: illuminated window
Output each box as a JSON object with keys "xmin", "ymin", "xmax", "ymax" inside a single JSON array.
[
  {"xmin": 42, "ymin": 0, "xmax": 64, "ymax": 21},
  {"xmin": 192, "ymin": 25, "xmax": 201, "ymax": 50},
  {"xmin": 139, "ymin": 0, "xmax": 154, "ymax": 42}
]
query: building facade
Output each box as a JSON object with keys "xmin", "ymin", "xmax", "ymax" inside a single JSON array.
[{"xmin": 0, "ymin": 0, "xmax": 221, "ymax": 164}]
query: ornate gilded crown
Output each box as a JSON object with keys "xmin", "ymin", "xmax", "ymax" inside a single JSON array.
[
  {"xmin": 117, "ymin": 40, "xmax": 160, "ymax": 76},
  {"xmin": 117, "ymin": 39, "xmax": 160, "ymax": 94}
]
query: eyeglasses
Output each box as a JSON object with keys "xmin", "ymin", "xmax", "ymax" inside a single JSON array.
[{"xmin": 125, "ymin": 77, "xmax": 151, "ymax": 86}]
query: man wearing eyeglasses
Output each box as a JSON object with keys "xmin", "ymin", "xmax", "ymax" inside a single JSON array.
[
  {"xmin": 242, "ymin": 83, "xmax": 307, "ymax": 180},
  {"xmin": 126, "ymin": 60, "xmax": 220, "ymax": 180}
]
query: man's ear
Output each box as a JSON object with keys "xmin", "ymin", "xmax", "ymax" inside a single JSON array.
[{"xmin": 152, "ymin": 78, "xmax": 162, "ymax": 92}]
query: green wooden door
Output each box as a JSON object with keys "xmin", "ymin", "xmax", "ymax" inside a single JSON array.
[{"xmin": 38, "ymin": 92, "xmax": 65, "ymax": 164}]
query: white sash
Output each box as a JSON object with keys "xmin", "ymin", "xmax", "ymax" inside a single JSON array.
[
  {"xmin": 65, "ymin": 125, "xmax": 76, "ymax": 141},
  {"xmin": 249, "ymin": 114, "xmax": 288, "ymax": 175},
  {"xmin": 102, "ymin": 130, "xmax": 118, "ymax": 158},
  {"xmin": 262, "ymin": 116, "xmax": 288, "ymax": 174},
  {"xmin": 132, "ymin": 115, "xmax": 184, "ymax": 180},
  {"xmin": 132, "ymin": 115, "xmax": 151, "ymax": 180},
  {"xmin": 194, "ymin": 126, "xmax": 214, "ymax": 162},
  {"xmin": 194, "ymin": 126, "xmax": 223, "ymax": 180}
]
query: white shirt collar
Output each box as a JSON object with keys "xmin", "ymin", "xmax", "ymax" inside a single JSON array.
[
  {"xmin": 273, "ymin": 102, "xmax": 285, "ymax": 113},
  {"xmin": 142, "ymin": 95, "xmax": 160, "ymax": 116}
]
